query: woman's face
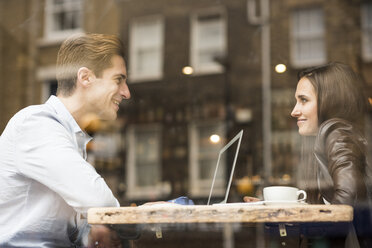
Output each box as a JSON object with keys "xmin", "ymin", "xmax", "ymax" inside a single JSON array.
[{"xmin": 291, "ymin": 77, "xmax": 319, "ymax": 136}]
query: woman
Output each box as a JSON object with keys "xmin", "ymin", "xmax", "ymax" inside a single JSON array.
[
  {"xmin": 291, "ymin": 62, "xmax": 372, "ymax": 248},
  {"xmin": 291, "ymin": 62, "xmax": 371, "ymax": 206}
]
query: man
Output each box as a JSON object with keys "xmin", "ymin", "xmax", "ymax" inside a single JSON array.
[{"xmin": 0, "ymin": 33, "xmax": 130, "ymax": 247}]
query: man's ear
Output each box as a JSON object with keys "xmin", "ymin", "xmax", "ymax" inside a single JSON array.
[{"xmin": 77, "ymin": 67, "xmax": 93, "ymax": 87}]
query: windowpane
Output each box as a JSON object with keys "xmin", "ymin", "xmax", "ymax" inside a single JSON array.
[
  {"xmin": 198, "ymin": 143, "xmax": 223, "ymax": 181},
  {"xmin": 137, "ymin": 163, "xmax": 159, "ymax": 186},
  {"xmin": 191, "ymin": 11, "xmax": 226, "ymax": 73},
  {"xmin": 137, "ymin": 49, "xmax": 160, "ymax": 75},
  {"xmin": 130, "ymin": 17, "xmax": 163, "ymax": 81},
  {"xmin": 46, "ymin": 0, "xmax": 83, "ymax": 38},
  {"xmin": 198, "ymin": 52, "xmax": 214, "ymax": 65},
  {"xmin": 134, "ymin": 128, "xmax": 161, "ymax": 187},
  {"xmin": 310, "ymin": 38, "xmax": 325, "ymax": 58},
  {"xmin": 53, "ymin": 0, "xmax": 64, "ymax": 7},
  {"xmin": 126, "ymin": 125, "xmax": 163, "ymax": 199},
  {"xmin": 190, "ymin": 122, "xmax": 225, "ymax": 196},
  {"xmin": 291, "ymin": 8, "xmax": 326, "ymax": 67},
  {"xmin": 197, "ymin": 21, "xmax": 223, "ymax": 48},
  {"xmin": 135, "ymin": 130, "xmax": 159, "ymax": 163},
  {"xmin": 199, "ymin": 159, "xmax": 225, "ymax": 181},
  {"xmin": 297, "ymin": 40, "xmax": 310, "ymax": 60}
]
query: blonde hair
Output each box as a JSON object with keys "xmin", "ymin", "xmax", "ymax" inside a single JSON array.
[{"xmin": 56, "ymin": 33, "xmax": 125, "ymax": 96}]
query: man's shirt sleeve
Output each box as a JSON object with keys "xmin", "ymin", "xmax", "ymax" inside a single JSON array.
[{"xmin": 14, "ymin": 112, "xmax": 119, "ymax": 213}]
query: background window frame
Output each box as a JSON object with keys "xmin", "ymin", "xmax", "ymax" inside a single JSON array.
[
  {"xmin": 129, "ymin": 15, "xmax": 164, "ymax": 83},
  {"xmin": 43, "ymin": 0, "xmax": 84, "ymax": 43},
  {"xmin": 190, "ymin": 8, "xmax": 227, "ymax": 75},
  {"xmin": 189, "ymin": 121, "xmax": 226, "ymax": 198},
  {"xmin": 126, "ymin": 124, "xmax": 168, "ymax": 200},
  {"xmin": 290, "ymin": 7, "xmax": 326, "ymax": 68}
]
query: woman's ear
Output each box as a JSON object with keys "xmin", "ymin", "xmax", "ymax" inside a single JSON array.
[{"xmin": 77, "ymin": 67, "xmax": 93, "ymax": 87}]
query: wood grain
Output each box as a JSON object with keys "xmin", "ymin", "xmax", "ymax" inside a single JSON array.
[{"xmin": 87, "ymin": 204, "xmax": 353, "ymax": 224}]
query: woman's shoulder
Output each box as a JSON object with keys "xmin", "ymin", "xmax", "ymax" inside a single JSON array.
[
  {"xmin": 318, "ymin": 118, "xmax": 353, "ymax": 132},
  {"xmin": 316, "ymin": 118, "xmax": 367, "ymax": 151},
  {"xmin": 317, "ymin": 118, "xmax": 364, "ymax": 139}
]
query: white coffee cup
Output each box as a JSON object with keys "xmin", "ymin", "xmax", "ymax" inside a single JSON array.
[{"xmin": 263, "ymin": 186, "xmax": 307, "ymax": 203}]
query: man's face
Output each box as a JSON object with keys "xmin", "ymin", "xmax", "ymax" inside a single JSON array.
[
  {"xmin": 88, "ymin": 55, "xmax": 130, "ymax": 120},
  {"xmin": 291, "ymin": 77, "xmax": 318, "ymax": 136}
]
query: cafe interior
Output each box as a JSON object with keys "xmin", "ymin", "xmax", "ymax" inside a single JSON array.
[{"xmin": 1, "ymin": 0, "xmax": 372, "ymax": 247}]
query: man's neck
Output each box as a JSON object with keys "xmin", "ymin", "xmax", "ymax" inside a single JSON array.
[{"xmin": 57, "ymin": 95, "xmax": 86, "ymax": 129}]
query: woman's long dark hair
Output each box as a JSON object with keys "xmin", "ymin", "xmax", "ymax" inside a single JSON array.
[
  {"xmin": 298, "ymin": 62, "xmax": 369, "ymax": 129},
  {"xmin": 296, "ymin": 62, "xmax": 370, "ymax": 203}
]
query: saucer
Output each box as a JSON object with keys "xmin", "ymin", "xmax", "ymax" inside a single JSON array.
[{"xmin": 263, "ymin": 200, "xmax": 307, "ymax": 206}]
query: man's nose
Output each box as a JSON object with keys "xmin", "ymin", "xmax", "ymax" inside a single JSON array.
[{"xmin": 120, "ymin": 83, "xmax": 131, "ymax": 100}]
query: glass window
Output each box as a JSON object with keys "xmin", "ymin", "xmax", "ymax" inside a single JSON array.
[
  {"xmin": 44, "ymin": 0, "xmax": 83, "ymax": 41},
  {"xmin": 191, "ymin": 10, "xmax": 227, "ymax": 74},
  {"xmin": 41, "ymin": 80, "xmax": 57, "ymax": 102},
  {"xmin": 189, "ymin": 122, "xmax": 225, "ymax": 197},
  {"xmin": 362, "ymin": 3, "xmax": 372, "ymax": 61},
  {"xmin": 129, "ymin": 16, "xmax": 164, "ymax": 82},
  {"xmin": 291, "ymin": 8, "xmax": 326, "ymax": 67},
  {"xmin": 126, "ymin": 125, "xmax": 166, "ymax": 199}
]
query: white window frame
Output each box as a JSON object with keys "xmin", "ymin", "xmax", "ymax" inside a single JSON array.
[
  {"xmin": 43, "ymin": 0, "xmax": 84, "ymax": 44},
  {"xmin": 129, "ymin": 15, "xmax": 164, "ymax": 82},
  {"xmin": 190, "ymin": 8, "xmax": 227, "ymax": 75},
  {"xmin": 361, "ymin": 3, "xmax": 372, "ymax": 61},
  {"xmin": 189, "ymin": 121, "xmax": 225, "ymax": 197},
  {"xmin": 290, "ymin": 8, "xmax": 326, "ymax": 68},
  {"xmin": 126, "ymin": 124, "xmax": 169, "ymax": 200}
]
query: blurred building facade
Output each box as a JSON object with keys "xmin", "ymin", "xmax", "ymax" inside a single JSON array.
[{"xmin": 0, "ymin": 0, "xmax": 371, "ymax": 205}]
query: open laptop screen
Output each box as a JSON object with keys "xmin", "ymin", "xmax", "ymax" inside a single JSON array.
[{"xmin": 207, "ymin": 130, "xmax": 243, "ymax": 205}]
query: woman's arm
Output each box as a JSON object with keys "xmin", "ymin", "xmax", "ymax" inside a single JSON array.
[{"xmin": 315, "ymin": 119, "xmax": 368, "ymax": 206}]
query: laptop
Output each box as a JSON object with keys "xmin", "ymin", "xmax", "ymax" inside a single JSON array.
[
  {"xmin": 141, "ymin": 129, "xmax": 254, "ymax": 207},
  {"xmin": 207, "ymin": 129, "xmax": 244, "ymax": 205}
]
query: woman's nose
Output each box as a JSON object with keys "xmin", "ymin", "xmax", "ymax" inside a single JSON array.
[{"xmin": 291, "ymin": 104, "xmax": 300, "ymax": 117}]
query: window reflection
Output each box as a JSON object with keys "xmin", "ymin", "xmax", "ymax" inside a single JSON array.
[{"xmin": 45, "ymin": 0, "xmax": 83, "ymax": 40}]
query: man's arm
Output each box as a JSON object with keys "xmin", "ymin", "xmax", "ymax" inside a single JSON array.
[{"xmin": 15, "ymin": 113, "xmax": 119, "ymax": 212}]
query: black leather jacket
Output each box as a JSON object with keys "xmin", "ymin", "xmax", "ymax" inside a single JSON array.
[{"xmin": 314, "ymin": 118, "xmax": 370, "ymax": 206}]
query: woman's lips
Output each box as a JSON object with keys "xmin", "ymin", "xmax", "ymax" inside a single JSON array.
[{"xmin": 297, "ymin": 119, "xmax": 306, "ymax": 125}]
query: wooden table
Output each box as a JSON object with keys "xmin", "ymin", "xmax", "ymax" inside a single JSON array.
[
  {"xmin": 88, "ymin": 204, "xmax": 354, "ymax": 248},
  {"xmin": 88, "ymin": 204, "xmax": 353, "ymax": 224}
]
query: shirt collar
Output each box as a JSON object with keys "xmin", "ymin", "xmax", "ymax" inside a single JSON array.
[{"xmin": 45, "ymin": 95, "xmax": 85, "ymax": 135}]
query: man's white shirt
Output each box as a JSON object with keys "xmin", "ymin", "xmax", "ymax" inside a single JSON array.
[{"xmin": 0, "ymin": 95, "xmax": 119, "ymax": 247}]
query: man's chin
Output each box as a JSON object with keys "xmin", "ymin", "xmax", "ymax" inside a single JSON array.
[
  {"xmin": 106, "ymin": 115, "xmax": 117, "ymax": 121},
  {"xmin": 100, "ymin": 112, "xmax": 117, "ymax": 121}
]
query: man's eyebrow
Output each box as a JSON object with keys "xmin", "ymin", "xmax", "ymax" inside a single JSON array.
[{"xmin": 114, "ymin": 74, "xmax": 127, "ymax": 80}]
